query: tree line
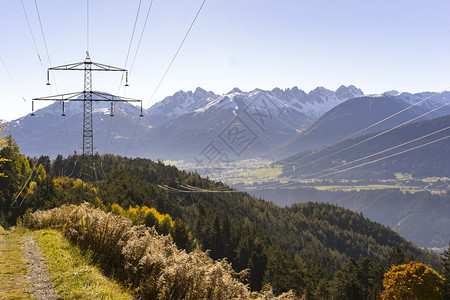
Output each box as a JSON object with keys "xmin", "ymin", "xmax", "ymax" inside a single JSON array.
[{"xmin": 1, "ymin": 131, "xmax": 449, "ymax": 298}]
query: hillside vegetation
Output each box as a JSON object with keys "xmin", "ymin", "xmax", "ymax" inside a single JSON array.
[
  {"xmin": 251, "ymin": 187, "xmax": 450, "ymax": 248},
  {"xmin": 279, "ymin": 115, "xmax": 450, "ymax": 179},
  {"xmin": 0, "ymin": 134, "xmax": 444, "ymax": 298},
  {"xmin": 24, "ymin": 203, "xmax": 295, "ymax": 299}
]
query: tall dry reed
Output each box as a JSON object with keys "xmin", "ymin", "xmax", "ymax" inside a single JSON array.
[{"xmin": 25, "ymin": 203, "xmax": 298, "ymax": 299}]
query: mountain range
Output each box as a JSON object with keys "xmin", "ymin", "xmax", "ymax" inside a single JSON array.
[
  {"xmin": 4, "ymin": 86, "xmax": 449, "ymax": 163},
  {"xmin": 278, "ymin": 114, "xmax": 450, "ymax": 179},
  {"xmin": 274, "ymin": 94, "xmax": 449, "ymax": 161}
]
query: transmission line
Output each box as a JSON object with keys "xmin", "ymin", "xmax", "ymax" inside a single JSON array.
[
  {"xmin": 124, "ymin": 0, "xmax": 207, "ymax": 156},
  {"xmin": 282, "ymin": 96, "xmax": 449, "ymax": 170},
  {"xmin": 302, "ymin": 126, "xmax": 450, "ymax": 179},
  {"xmin": 18, "ymin": 170, "xmax": 41, "ymax": 207},
  {"xmin": 33, "ymin": 0, "xmax": 74, "ymax": 156},
  {"xmin": 344, "ymin": 88, "xmax": 449, "ymax": 140},
  {"xmin": 129, "ymin": 0, "xmax": 155, "ymax": 76},
  {"xmin": 231, "ymin": 99, "xmax": 450, "ymax": 191},
  {"xmin": 34, "ymin": 0, "xmax": 58, "ymax": 92},
  {"xmin": 21, "ymin": 0, "xmax": 42, "ymax": 62},
  {"xmin": 0, "ymin": 57, "xmax": 27, "ymax": 103},
  {"xmin": 313, "ymin": 135, "xmax": 449, "ymax": 179},
  {"xmin": 105, "ymin": 0, "xmax": 147, "ymax": 154},
  {"xmin": 11, "ymin": 158, "xmax": 40, "ymax": 208},
  {"xmin": 117, "ymin": 0, "xmax": 143, "ymax": 94},
  {"xmin": 144, "ymin": 0, "xmax": 207, "ymax": 108},
  {"xmin": 247, "ymin": 128, "xmax": 450, "ymax": 191},
  {"xmin": 87, "ymin": 0, "xmax": 90, "ymax": 51}
]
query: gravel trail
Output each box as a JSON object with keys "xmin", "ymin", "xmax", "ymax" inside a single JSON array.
[{"xmin": 22, "ymin": 235, "xmax": 62, "ymax": 300}]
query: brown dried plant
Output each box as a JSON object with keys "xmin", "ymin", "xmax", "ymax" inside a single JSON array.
[{"xmin": 25, "ymin": 203, "xmax": 298, "ymax": 299}]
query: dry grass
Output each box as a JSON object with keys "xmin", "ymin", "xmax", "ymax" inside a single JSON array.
[{"xmin": 24, "ymin": 203, "xmax": 298, "ymax": 299}]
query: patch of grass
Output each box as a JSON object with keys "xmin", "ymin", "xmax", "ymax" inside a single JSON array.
[
  {"xmin": 245, "ymin": 166, "xmax": 283, "ymax": 178},
  {"xmin": 421, "ymin": 176, "xmax": 450, "ymax": 183},
  {"xmin": 0, "ymin": 229, "xmax": 34, "ymax": 299},
  {"xmin": 394, "ymin": 173, "xmax": 413, "ymax": 180},
  {"xmin": 31, "ymin": 229, "xmax": 133, "ymax": 300}
]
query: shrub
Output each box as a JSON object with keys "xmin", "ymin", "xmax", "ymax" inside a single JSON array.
[
  {"xmin": 26, "ymin": 203, "xmax": 297, "ymax": 299},
  {"xmin": 381, "ymin": 261, "xmax": 444, "ymax": 300}
]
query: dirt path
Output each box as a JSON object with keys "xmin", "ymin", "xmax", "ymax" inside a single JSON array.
[
  {"xmin": 0, "ymin": 230, "xmax": 31, "ymax": 298},
  {"xmin": 22, "ymin": 235, "xmax": 61, "ymax": 300}
]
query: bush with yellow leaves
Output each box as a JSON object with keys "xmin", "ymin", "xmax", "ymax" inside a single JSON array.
[{"xmin": 381, "ymin": 261, "xmax": 444, "ymax": 300}]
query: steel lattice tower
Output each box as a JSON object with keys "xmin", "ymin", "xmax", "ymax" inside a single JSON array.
[
  {"xmin": 32, "ymin": 52, "xmax": 143, "ymax": 181},
  {"xmin": 83, "ymin": 53, "xmax": 94, "ymax": 157}
]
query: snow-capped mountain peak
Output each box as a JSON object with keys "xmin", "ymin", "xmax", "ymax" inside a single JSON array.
[{"xmin": 148, "ymin": 85, "xmax": 367, "ymax": 123}]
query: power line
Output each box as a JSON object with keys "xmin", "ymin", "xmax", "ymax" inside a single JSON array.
[
  {"xmin": 105, "ymin": 0, "xmax": 148, "ymax": 154},
  {"xmin": 19, "ymin": 0, "xmax": 72, "ymax": 155},
  {"xmin": 11, "ymin": 158, "xmax": 40, "ymax": 207},
  {"xmin": 129, "ymin": 0, "xmax": 155, "ymax": 76},
  {"xmin": 87, "ymin": 0, "xmax": 90, "ymax": 51},
  {"xmin": 158, "ymin": 183, "xmax": 238, "ymax": 194},
  {"xmin": 124, "ymin": 0, "xmax": 207, "ymax": 156},
  {"xmin": 236, "ymin": 119, "xmax": 450, "ymax": 191},
  {"xmin": 230, "ymin": 97, "xmax": 450, "ymax": 192},
  {"xmin": 0, "ymin": 57, "xmax": 27, "ymax": 103},
  {"xmin": 313, "ymin": 135, "xmax": 450, "ymax": 179},
  {"xmin": 282, "ymin": 95, "xmax": 449, "ymax": 169},
  {"xmin": 117, "ymin": 0, "xmax": 143, "ymax": 93},
  {"xmin": 125, "ymin": 117, "xmax": 141, "ymax": 156},
  {"xmin": 18, "ymin": 170, "xmax": 41, "ymax": 207},
  {"xmin": 34, "ymin": 0, "xmax": 58, "ymax": 92},
  {"xmin": 344, "ymin": 89, "xmax": 449, "ymax": 140},
  {"xmin": 21, "ymin": 0, "xmax": 42, "ymax": 62},
  {"xmin": 302, "ymin": 125, "xmax": 450, "ymax": 179},
  {"xmin": 144, "ymin": 0, "xmax": 207, "ymax": 108}
]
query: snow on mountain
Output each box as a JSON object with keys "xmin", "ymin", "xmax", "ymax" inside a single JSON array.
[
  {"xmin": 146, "ymin": 87, "xmax": 217, "ymax": 126},
  {"xmin": 194, "ymin": 89, "xmax": 291, "ymax": 116},
  {"xmin": 379, "ymin": 91, "xmax": 450, "ymax": 117},
  {"xmin": 394, "ymin": 91, "xmax": 449, "ymax": 108},
  {"xmin": 150, "ymin": 85, "xmax": 365, "ymax": 123}
]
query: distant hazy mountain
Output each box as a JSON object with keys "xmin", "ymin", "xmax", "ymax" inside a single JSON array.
[
  {"xmin": 141, "ymin": 85, "xmax": 364, "ymax": 160},
  {"xmin": 147, "ymin": 85, "xmax": 363, "ymax": 127},
  {"xmin": 142, "ymin": 89, "xmax": 312, "ymax": 160},
  {"xmin": 278, "ymin": 114, "xmax": 450, "ymax": 179},
  {"xmin": 273, "ymin": 93, "xmax": 448, "ymax": 159},
  {"xmin": 387, "ymin": 90, "xmax": 450, "ymax": 116},
  {"xmin": 6, "ymin": 87, "xmax": 448, "ymax": 162},
  {"xmin": 146, "ymin": 87, "xmax": 217, "ymax": 127},
  {"xmin": 5, "ymin": 94, "xmax": 152, "ymax": 158}
]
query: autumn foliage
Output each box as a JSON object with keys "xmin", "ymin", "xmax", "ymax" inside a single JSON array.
[
  {"xmin": 24, "ymin": 203, "xmax": 297, "ymax": 299},
  {"xmin": 0, "ymin": 121, "xmax": 8, "ymax": 177},
  {"xmin": 381, "ymin": 261, "xmax": 444, "ymax": 300}
]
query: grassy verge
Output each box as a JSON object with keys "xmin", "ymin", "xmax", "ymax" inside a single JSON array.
[
  {"xmin": 31, "ymin": 229, "xmax": 133, "ymax": 300},
  {"xmin": 0, "ymin": 229, "xmax": 34, "ymax": 299}
]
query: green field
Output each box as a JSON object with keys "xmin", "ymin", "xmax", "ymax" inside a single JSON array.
[{"xmin": 166, "ymin": 160, "xmax": 449, "ymax": 194}]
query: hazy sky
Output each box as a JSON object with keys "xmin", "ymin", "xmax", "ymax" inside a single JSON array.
[{"xmin": 0, "ymin": 0, "xmax": 449, "ymax": 121}]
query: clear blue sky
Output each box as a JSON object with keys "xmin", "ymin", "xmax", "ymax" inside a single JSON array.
[{"xmin": 0, "ymin": 0, "xmax": 449, "ymax": 121}]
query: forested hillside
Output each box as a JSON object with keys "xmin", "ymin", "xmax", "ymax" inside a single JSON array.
[
  {"xmin": 251, "ymin": 187, "xmax": 450, "ymax": 248},
  {"xmin": 279, "ymin": 115, "xmax": 450, "ymax": 179},
  {"xmin": 0, "ymin": 135, "xmax": 443, "ymax": 297}
]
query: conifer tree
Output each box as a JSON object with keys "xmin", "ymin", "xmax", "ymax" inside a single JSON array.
[{"xmin": 442, "ymin": 243, "xmax": 450, "ymax": 299}]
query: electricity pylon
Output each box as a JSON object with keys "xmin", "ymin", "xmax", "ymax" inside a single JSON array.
[{"xmin": 32, "ymin": 51, "xmax": 143, "ymax": 181}]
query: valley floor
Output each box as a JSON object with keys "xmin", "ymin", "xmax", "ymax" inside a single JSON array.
[{"xmin": 166, "ymin": 159, "xmax": 450, "ymax": 194}]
